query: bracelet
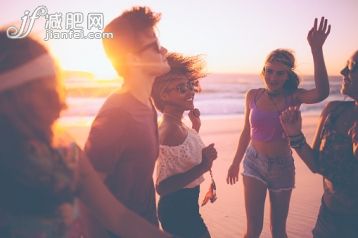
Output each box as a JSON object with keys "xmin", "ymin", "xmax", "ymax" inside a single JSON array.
[{"xmin": 289, "ymin": 133, "xmax": 306, "ymax": 149}]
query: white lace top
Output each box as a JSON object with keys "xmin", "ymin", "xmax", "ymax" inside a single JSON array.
[{"xmin": 156, "ymin": 127, "xmax": 205, "ymax": 189}]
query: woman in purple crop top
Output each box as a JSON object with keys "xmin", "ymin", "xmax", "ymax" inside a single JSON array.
[
  {"xmin": 280, "ymin": 51, "xmax": 358, "ymax": 238},
  {"xmin": 226, "ymin": 17, "xmax": 331, "ymax": 238}
]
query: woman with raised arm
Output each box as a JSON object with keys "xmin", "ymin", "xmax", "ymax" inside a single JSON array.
[{"xmin": 227, "ymin": 17, "xmax": 331, "ymax": 238}]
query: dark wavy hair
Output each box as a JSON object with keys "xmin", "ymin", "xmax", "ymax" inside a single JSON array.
[
  {"xmin": 151, "ymin": 52, "xmax": 206, "ymax": 112},
  {"xmin": 261, "ymin": 49, "xmax": 300, "ymax": 93}
]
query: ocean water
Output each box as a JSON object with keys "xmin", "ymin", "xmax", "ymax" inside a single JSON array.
[{"xmin": 60, "ymin": 73, "xmax": 346, "ymax": 124}]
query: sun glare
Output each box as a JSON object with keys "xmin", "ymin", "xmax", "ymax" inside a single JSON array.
[{"xmin": 49, "ymin": 38, "xmax": 118, "ymax": 80}]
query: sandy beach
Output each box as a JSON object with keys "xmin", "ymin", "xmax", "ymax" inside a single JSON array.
[
  {"xmin": 61, "ymin": 113, "xmax": 323, "ymax": 238},
  {"xmin": 195, "ymin": 114, "xmax": 322, "ymax": 238}
]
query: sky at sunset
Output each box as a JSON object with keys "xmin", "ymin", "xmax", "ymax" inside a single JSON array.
[{"xmin": 1, "ymin": 0, "xmax": 357, "ymax": 78}]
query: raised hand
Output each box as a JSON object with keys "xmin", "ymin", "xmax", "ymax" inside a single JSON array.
[
  {"xmin": 201, "ymin": 143, "xmax": 217, "ymax": 172},
  {"xmin": 189, "ymin": 108, "xmax": 201, "ymax": 132},
  {"xmin": 307, "ymin": 17, "xmax": 331, "ymax": 50},
  {"xmin": 280, "ymin": 106, "xmax": 302, "ymax": 137}
]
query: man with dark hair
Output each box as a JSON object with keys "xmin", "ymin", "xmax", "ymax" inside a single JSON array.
[{"xmin": 83, "ymin": 6, "xmax": 170, "ymax": 237}]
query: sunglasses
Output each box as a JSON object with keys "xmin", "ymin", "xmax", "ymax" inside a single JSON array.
[
  {"xmin": 135, "ymin": 40, "xmax": 161, "ymax": 54},
  {"xmin": 166, "ymin": 80, "xmax": 198, "ymax": 95},
  {"xmin": 341, "ymin": 60, "xmax": 358, "ymax": 75},
  {"xmin": 201, "ymin": 169, "xmax": 217, "ymax": 206}
]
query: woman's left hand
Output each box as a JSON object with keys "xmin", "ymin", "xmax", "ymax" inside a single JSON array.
[
  {"xmin": 189, "ymin": 108, "xmax": 201, "ymax": 132},
  {"xmin": 307, "ymin": 17, "xmax": 331, "ymax": 50}
]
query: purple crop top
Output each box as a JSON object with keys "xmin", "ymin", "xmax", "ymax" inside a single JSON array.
[{"xmin": 249, "ymin": 89, "xmax": 297, "ymax": 142}]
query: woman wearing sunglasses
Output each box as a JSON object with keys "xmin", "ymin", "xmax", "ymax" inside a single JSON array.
[
  {"xmin": 226, "ymin": 17, "xmax": 331, "ymax": 238},
  {"xmin": 152, "ymin": 53, "xmax": 218, "ymax": 238},
  {"xmin": 280, "ymin": 50, "xmax": 358, "ymax": 238}
]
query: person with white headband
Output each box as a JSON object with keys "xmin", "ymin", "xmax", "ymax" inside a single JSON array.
[
  {"xmin": 226, "ymin": 17, "xmax": 331, "ymax": 238},
  {"xmin": 0, "ymin": 31, "xmax": 173, "ymax": 238},
  {"xmin": 0, "ymin": 54, "xmax": 58, "ymax": 92}
]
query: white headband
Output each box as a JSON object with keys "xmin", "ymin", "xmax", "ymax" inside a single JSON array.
[
  {"xmin": 0, "ymin": 54, "xmax": 57, "ymax": 92},
  {"xmin": 265, "ymin": 62, "xmax": 291, "ymax": 71}
]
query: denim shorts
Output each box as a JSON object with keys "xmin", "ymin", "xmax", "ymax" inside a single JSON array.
[
  {"xmin": 312, "ymin": 199, "xmax": 358, "ymax": 238},
  {"xmin": 242, "ymin": 145, "xmax": 295, "ymax": 191}
]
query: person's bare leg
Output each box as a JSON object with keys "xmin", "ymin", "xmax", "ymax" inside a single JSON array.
[
  {"xmin": 243, "ymin": 176, "xmax": 267, "ymax": 238},
  {"xmin": 269, "ymin": 189, "xmax": 292, "ymax": 238}
]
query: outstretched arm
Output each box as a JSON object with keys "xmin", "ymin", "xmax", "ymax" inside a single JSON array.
[
  {"xmin": 296, "ymin": 17, "xmax": 331, "ymax": 104},
  {"xmin": 280, "ymin": 105, "xmax": 329, "ymax": 173},
  {"xmin": 281, "ymin": 103, "xmax": 358, "ymax": 186}
]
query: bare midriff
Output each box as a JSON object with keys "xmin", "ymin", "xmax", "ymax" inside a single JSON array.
[{"xmin": 251, "ymin": 139, "xmax": 291, "ymax": 158}]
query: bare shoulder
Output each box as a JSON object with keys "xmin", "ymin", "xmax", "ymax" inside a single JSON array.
[
  {"xmin": 246, "ymin": 88, "xmax": 261, "ymax": 102},
  {"xmin": 247, "ymin": 88, "xmax": 261, "ymax": 96},
  {"xmin": 159, "ymin": 123, "xmax": 187, "ymax": 146}
]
